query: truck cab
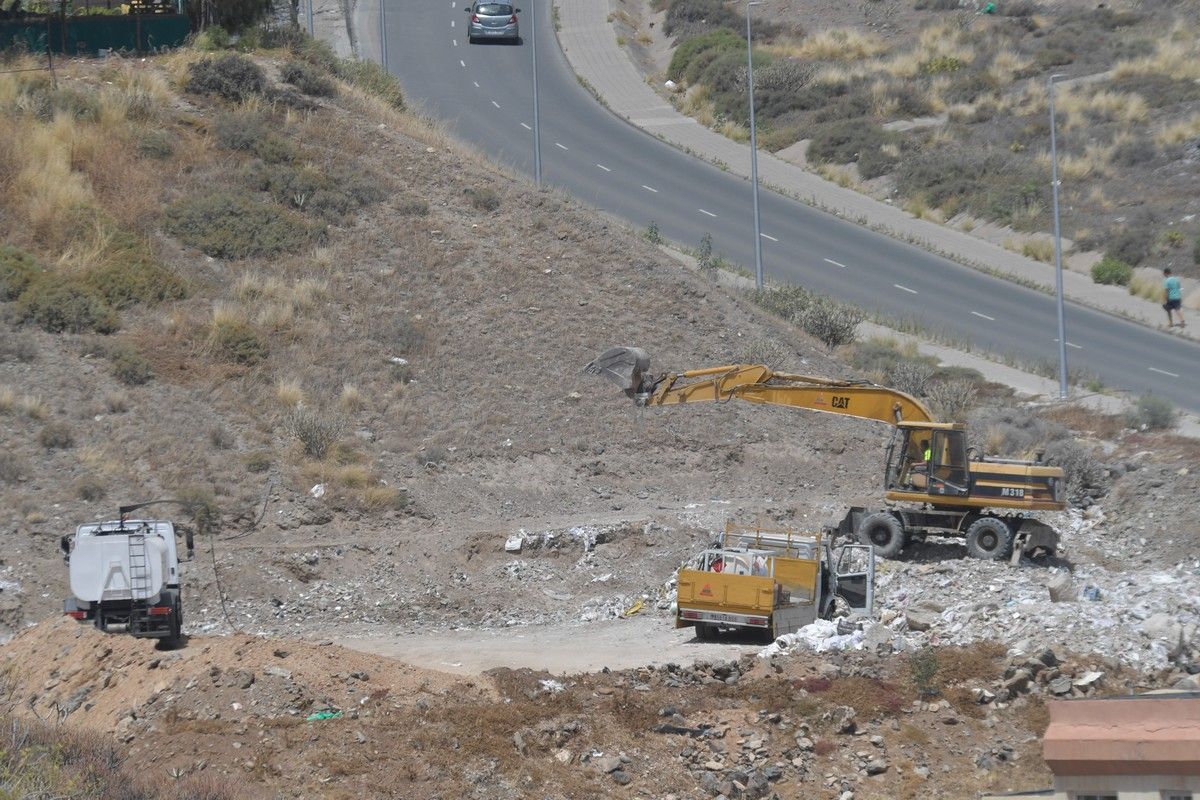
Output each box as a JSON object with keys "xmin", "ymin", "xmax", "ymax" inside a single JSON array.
[
  {"xmin": 61, "ymin": 519, "xmax": 189, "ymax": 646},
  {"xmin": 674, "ymin": 522, "xmax": 874, "ymax": 641}
]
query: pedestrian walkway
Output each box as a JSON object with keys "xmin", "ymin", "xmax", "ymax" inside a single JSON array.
[{"xmin": 554, "ymin": 0, "xmax": 1196, "ymax": 341}]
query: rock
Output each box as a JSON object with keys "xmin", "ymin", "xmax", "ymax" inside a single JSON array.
[
  {"xmin": 513, "ymin": 731, "xmax": 527, "ymax": 756},
  {"xmin": 1142, "ymin": 613, "xmax": 1181, "ymax": 641},
  {"xmin": 263, "ymin": 665, "xmax": 291, "ymax": 680},
  {"xmin": 594, "ymin": 755, "xmax": 623, "ymax": 774},
  {"xmin": 913, "ymin": 766, "xmax": 930, "ymax": 780},
  {"xmin": 905, "ymin": 609, "xmax": 938, "ymax": 632},
  {"xmin": 1046, "ymin": 572, "xmax": 1074, "ymax": 602},
  {"xmin": 1048, "ymin": 676, "xmax": 1073, "ymax": 695},
  {"xmin": 1002, "ymin": 669, "xmax": 1032, "ymax": 693},
  {"xmin": 704, "ymin": 760, "xmax": 724, "ymax": 771},
  {"xmin": 1174, "ymin": 674, "xmax": 1200, "ymax": 690},
  {"xmin": 865, "ymin": 758, "xmax": 889, "ymax": 775},
  {"xmin": 555, "ymin": 749, "xmax": 572, "ymax": 764},
  {"xmin": 1072, "ymin": 671, "xmax": 1104, "ymax": 690},
  {"xmin": 611, "ymin": 769, "xmax": 631, "ymax": 785},
  {"xmin": 974, "ymin": 688, "xmax": 996, "ymax": 704}
]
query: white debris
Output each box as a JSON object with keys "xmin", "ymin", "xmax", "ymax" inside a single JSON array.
[
  {"xmin": 539, "ymin": 679, "xmax": 565, "ymax": 694},
  {"xmin": 758, "ymin": 619, "xmax": 867, "ymax": 658},
  {"xmin": 505, "ymin": 534, "xmax": 524, "ymax": 553},
  {"xmin": 309, "ymin": 484, "xmax": 326, "ymax": 499}
]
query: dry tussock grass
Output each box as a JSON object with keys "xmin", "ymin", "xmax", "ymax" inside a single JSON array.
[
  {"xmin": 275, "ymin": 378, "xmax": 306, "ymax": 407},
  {"xmin": 816, "ymin": 163, "xmax": 860, "ymax": 189},
  {"xmin": 338, "ymin": 383, "xmax": 365, "ymax": 411},
  {"xmin": 0, "ymin": 388, "xmax": 49, "ymax": 419},
  {"xmin": 1057, "ymin": 88, "xmax": 1148, "ymax": 131},
  {"xmin": 1111, "ymin": 29, "xmax": 1200, "ymax": 81},
  {"xmin": 789, "ymin": 28, "xmax": 886, "ymax": 61},
  {"xmin": 1156, "ymin": 112, "xmax": 1200, "ymax": 146},
  {"xmin": 987, "ymin": 47, "xmax": 1032, "ymax": 86}
]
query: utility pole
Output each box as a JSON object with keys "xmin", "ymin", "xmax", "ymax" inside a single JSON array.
[
  {"xmin": 1048, "ymin": 73, "xmax": 1068, "ymax": 400},
  {"xmin": 379, "ymin": 0, "xmax": 389, "ymax": 73},
  {"xmin": 306, "ymin": 0, "xmax": 314, "ymax": 37},
  {"xmin": 530, "ymin": 0, "xmax": 542, "ymax": 188},
  {"xmin": 746, "ymin": 0, "xmax": 763, "ymax": 289}
]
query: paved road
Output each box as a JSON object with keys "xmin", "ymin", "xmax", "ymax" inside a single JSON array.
[{"xmin": 384, "ymin": 1, "xmax": 1200, "ymax": 412}]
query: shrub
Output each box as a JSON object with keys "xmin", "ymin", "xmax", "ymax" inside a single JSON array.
[
  {"xmin": 165, "ymin": 192, "xmax": 317, "ymax": 259},
  {"xmin": 887, "ymin": 360, "xmax": 936, "ymax": 397},
  {"xmin": 397, "ymin": 198, "xmax": 429, "ymax": 216},
  {"xmin": 16, "ymin": 276, "xmax": 120, "ymax": 334},
  {"xmin": 175, "ymin": 486, "xmax": 221, "ymax": 533},
  {"xmin": 0, "ymin": 245, "xmax": 42, "ymax": 301},
  {"xmin": 209, "ymin": 316, "xmax": 268, "ymax": 365},
  {"xmin": 1090, "ymin": 255, "xmax": 1132, "ymax": 286},
  {"xmin": 109, "ymin": 346, "xmax": 154, "ymax": 385},
  {"xmin": 104, "ymin": 391, "xmax": 129, "ymax": 413},
  {"xmin": 208, "ymin": 424, "xmax": 234, "ymax": 449},
  {"xmin": 926, "ymin": 378, "xmax": 977, "ymax": 420},
  {"xmin": 75, "ymin": 475, "xmax": 106, "ymax": 501},
  {"xmin": 895, "ymin": 148, "xmax": 1043, "ymax": 226},
  {"xmin": 362, "ymin": 485, "xmax": 409, "ymax": 512},
  {"xmin": 1104, "ymin": 226, "xmax": 1153, "ymax": 267},
  {"xmin": 84, "ymin": 250, "xmax": 187, "ymax": 309},
  {"xmin": 739, "ymin": 338, "xmax": 790, "ymax": 369},
  {"xmin": 1109, "ymin": 136, "xmax": 1155, "ymax": 167},
  {"xmin": 797, "ymin": 297, "xmax": 864, "ymax": 351},
  {"xmin": 281, "ymin": 60, "xmax": 336, "ymax": 97},
  {"xmin": 39, "ymin": 421, "xmax": 74, "ymax": 449},
  {"xmin": 664, "ymin": 0, "xmax": 738, "ymax": 38},
  {"xmin": 466, "ymin": 186, "xmax": 500, "ymax": 212},
  {"xmin": 1126, "ymin": 393, "xmax": 1176, "ymax": 431},
  {"xmin": 1043, "ymin": 438, "xmax": 1105, "ymax": 504},
  {"xmin": 136, "ymin": 129, "xmax": 175, "ymax": 159},
  {"xmin": 282, "ymin": 406, "xmax": 346, "ymax": 458},
  {"xmin": 749, "ymin": 284, "xmax": 812, "ymax": 320},
  {"xmin": 250, "ymin": 163, "xmax": 382, "ymax": 218},
  {"xmin": 194, "ymin": 25, "xmax": 231, "ymax": 51},
  {"xmin": 0, "ymin": 452, "xmax": 26, "ymax": 483},
  {"xmin": 243, "ymin": 450, "xmax": 272, "ymax": 473},
  {"xmin": 920, "ymin": 55, "xmax": 963, "ymax": 75},
  {"xmin": 667, "ymin": 27, "xmax": 743, "ymax": 81},
  {"xmin": 909, "ymin": 648, "xmax": 940, "ymax": 698},
  {"xmin": 914, "ymin": 0, "xmax": 959, "ymax": 9},
  {"xmin": 186, "ymin": 54, "xmax": 266, "ymax": 102},
  {"xmin": 0, "ymin": 333, "xmax": 37, "ymax": 363},
  {"xmin": 213, "ymin": 110, "xmax": 267, "ymax": 151}
]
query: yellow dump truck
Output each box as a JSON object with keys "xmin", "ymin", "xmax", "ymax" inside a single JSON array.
[{"xmin": 674, "ymin": 522, "xmax": 874, "ymax": 641}]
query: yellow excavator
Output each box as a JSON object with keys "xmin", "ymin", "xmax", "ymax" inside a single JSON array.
[{"xmin": 584, "ymin": 347, "xmax": 1065, "ymax": 562}]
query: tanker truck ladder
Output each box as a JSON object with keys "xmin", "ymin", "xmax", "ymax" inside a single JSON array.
[{"xmin": 126, "ymin": 532, "xmax": 150, "ymax": 634}]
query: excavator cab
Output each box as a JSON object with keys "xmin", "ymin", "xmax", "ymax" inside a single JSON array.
[{"xmin": 887, "ymin": 423, "xmax": 969, "ymax": 499}]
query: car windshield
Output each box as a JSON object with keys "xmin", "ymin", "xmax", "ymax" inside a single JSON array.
[{"xmin": 476, "ymin": 3, "xmax": 512, "ymax": 14}]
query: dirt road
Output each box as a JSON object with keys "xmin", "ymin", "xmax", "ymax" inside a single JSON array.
[{"xmin": 336, "ymin": 615, "xmax": 763, "ymax": 675}]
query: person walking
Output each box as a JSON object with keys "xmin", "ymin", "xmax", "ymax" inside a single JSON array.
[{"xmin": 1163, "ymin": 268, "xmax": 1185, "ymax": 328}]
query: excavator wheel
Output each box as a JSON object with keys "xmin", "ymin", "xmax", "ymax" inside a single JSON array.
[
  {"xmin": 856, "ymin": 512, "xmax": 905, "ymax": 559},
  {"xmin": 965, "ymin": 516, "xmax": 1014, "ymax": 561}
]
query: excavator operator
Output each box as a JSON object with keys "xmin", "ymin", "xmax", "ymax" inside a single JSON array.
[{"xmin": 907, "ymin": 439, "xmax": 931, "ymax": 490}]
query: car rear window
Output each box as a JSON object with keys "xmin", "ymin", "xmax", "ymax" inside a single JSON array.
[{"xmin": 477, "ymin": 3, "xmax": 512, "ymax": 14}]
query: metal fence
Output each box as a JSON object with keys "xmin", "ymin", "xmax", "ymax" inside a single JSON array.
[{"xmin": 0, "ymin": 12, "xmax": 189, "ymax": 54}]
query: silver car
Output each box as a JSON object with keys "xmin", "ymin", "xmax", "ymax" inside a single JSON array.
[{"xmin": 466, "ymin": 2, "xmax": 520, "ymax": 43}]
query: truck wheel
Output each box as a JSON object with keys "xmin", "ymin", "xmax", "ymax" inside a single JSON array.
[
  {"xmin": 856, "ymin": 512, "xmax": 905, "ymax": 559},
  {"xmin": 163, "ymin": 599, "xmax": 184, "ymax": 649},
  {"xmin": 965, "ymin": 517, "xmax": 1014, "ymax": 560},
  {"xmin": 695, "ymin": 623, "xmax": 715, "ymax": 641}
]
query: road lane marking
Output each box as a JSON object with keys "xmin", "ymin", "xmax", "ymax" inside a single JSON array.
[
  {"xmin": 698, "ymin": 208, "xmax": 717, "ymax": 217},
  {"xmin": 971, "ymin": 311, "xmax": 995, "ymax": 321},
  {"xmin": 460, "ymin": 60, "xmax": 466, "ymax": 67},
  {"xmin": 555, "ymin": 142, "xmax": 568, "ymax": 150},
  {"xmin": 760, "ymin": 233, "xmax": 777, "ymax": 242},
  {"xmin": 1053, "ymin": 338, "xmax": 1083, "ymax": 350},
  {"xmin": 492, "ymin": 100, "xmax": 501, "ymax": 108},
  {"xmin": 823, "ymin": 258, "xmax": 845, "ymax": 268},
  {"xmin": 1148, "ymin": 367, "xmax": 1179, "ymax": 378},
  {"xmin": 520, "ymin": 122, "xmax": 531, "ymax": 130},
  {"xmin": 473, "ymin": 81, "xmax": 480, "ymax": 87},
  {"xmin": 596, "ymin": 163, "xmax": 611, "ymax": 172},
  {"xmin": 894, "ymin": 284, "xmax": 918, "ymax": 294},
  {"xmin": 451, "ymin": 19, "xmax": 455, "ymax": 26},
  {"xmin": 642, "ymin": 185, "xmax": 657, "ymax": 193}
]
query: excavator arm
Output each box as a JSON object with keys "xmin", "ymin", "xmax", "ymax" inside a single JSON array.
[{"xmin": 583, "ymin": 346, "xmax": 935, "ymax": 426}]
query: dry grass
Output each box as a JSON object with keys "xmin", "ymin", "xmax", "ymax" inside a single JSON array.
[
  {"xmin": 816, "ymin": 164, "xmax": 860, "ymax": 189},
  {"xmin": 1057, "ymin": 88, "xmax": 1148, "ymax": 131},
  {"xmin": 362, "ymin": 485, "xmax": 406, "ymax": 510},
  {"xmin": 0, "ymin": 386, "xmax": 14, "ymax": 414},
  {"xmin": 1054, "ymin": 142, "xmax": 1113, "ymax": 180},
  {"xmin": 276, "ymin": 378, "xmax": 306, "ymax": 407},
  {"xmin": 338, "ymin": 383, "xmax": 365, "ymax": 411},
  {"xmin": 785, "ymin": 28, "xmax": 886, "ymax": 62},
  {"xmin": 1156, "ymin": 112, "xmax": 1200, "ymax": 146},
  {"xmin": 334, "ymin": 464, "xmax": 373, "ymax": 489},
  {"xmin": 1004, "ymin": 237, "xmax": 1054, "ymax": 263},
  {"xmin": 1127, "ymin": 269, "xmax": 1162, "ymax": 302},
  {"xmin": 1111, "ymin": 28, "xmax": 1200, "ymax": 82},
  {"xmin": 2, "ymin": 390, "xmax": 50, "ymax": 420},
  {"xmin": 987, "ymin": 47, "xmax": 1032, "ymax": 86}
]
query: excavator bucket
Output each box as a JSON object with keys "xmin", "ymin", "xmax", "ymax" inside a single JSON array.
[{"xmin": 582, "ymin": 347, "xmax": 650, "ymax": 396}]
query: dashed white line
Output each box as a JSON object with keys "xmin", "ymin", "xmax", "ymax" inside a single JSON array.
[
  {"xmin": 450, "ymin": 19, "xmax": 455, "ymax": 26},
  {"xmin": 760, "ymin": 233, "xmax": 778, "ymax": 242},
  {"xmin": 1148, "ymin": 367, "xmax": 1179, "ymax": 378},
  {"xmin": 823, "ymin": 258, "xmax": 845, "ymax": 268},
  {"xmin": 555, "ymin": 142, "xmax": 568, "ymax": 150},
  {"xmin": 453, "ymin": 39, "xmax": 457, "ymax": 46},
  {"xmin": 698, "ymin": 208, "xmax": 717, "ymax": 218},
  {"xmin": 473, "ymin": 81, "xmax": 480, "ymax": 87},
  {"xmin": 642, "ymin": 185, "xmax": 658, "ymax": 193},
  {"xmin": 894, "ymin": 284, "xmax": 918, "ymax": 294},
  {"xmin": 492, "ymin": 100, "xmax": 501, "ymax": 108},
  {"xmin": 460, "ymin": 60, "xmax": 466, "ymax": 67},
  {"xmin": 520, "ymin": 122, "xmax": 531, "ymax": 130},
  {"xmin": 1053, "ymin": 338, "xmax": 1083, "ymax": 350},
  {"xmin": 596, "ymin": 164, "xmax": 611, "ymax": 172},
  {"xmin": 971, "ymin": 311, "xmax": 995, "ymax": 321}
]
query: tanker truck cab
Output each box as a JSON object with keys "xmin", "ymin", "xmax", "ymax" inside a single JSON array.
[{"xmin": 60, "ymin": 519, "xmax": 191, "ymax": 647}]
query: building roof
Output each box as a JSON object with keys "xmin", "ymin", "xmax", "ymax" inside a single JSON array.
[{"xmin": 1043, "ymin": 693, "xmax": 1200, "ymax": 776}]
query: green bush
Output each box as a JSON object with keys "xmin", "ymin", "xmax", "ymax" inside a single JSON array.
[
  {"xmin": 920, "ymin": 55, "xmax": 963, "ymax": 75},
  {"xmin": 84, "ymin": 254, "xmax": 187, "ymax": 309},
  {"xmin": 243, "ymin": 450, "xmax": 272, "ymax": 473},
  {"xmin": 664, "ymin": 0, "xmax": 738, "ymax": 38},
  {"xmin": 210, "ymin": 317, "xmax": 268, "ymax": 365},
  {"xmin": 798, "ymin": 297, "xmax": 864, "ymax": 351},
  {"xmin": 1110, "ymin": 136, "xmax": 1156, "ymax": 167},
  {"xmin": 667, "ymin": 27, "xmax": 742, "ymax": 82},
  {"xmin": 291, "ymin": 35, "xmax": 404, "ymax": 109},
  {"xmin": 38, "ymin": 421, "xmax": 75, "ymax": 449},
  {"xmin": 213, "ymin": 110, "xmax": 266, "ymax": 151},
  {"xmin": 16, "ymin": 275, "xmax": 120, "ymax": 334},
  {"xmin": 250, "ymin": 163, "xmax": 382, "ymax": 218},
  {"xmin": 807, "ymin": 119, "xmax": 898, "ymax": 177},
  {"xmin": 1090, "ymin": 255, "xmax": 1132, "ymax": 286},
  {"xmin": 136, "ymin": 129, "xmax": 175, "ymax": 159},
  {"xmin": 282, "ymin": 406, "xmax": 346, "ymax": 458},
  {"xmin": 75, "ymin": 475, "xmax": 106, "ymax": 501},
  {"xmin": 281, "ymin": 60, "xmax": 336, "ymax": 97},
  {"xmin": 1104, "ymin": 226, "xmax": 1153, "ymax": 267},
  {"xmin": 194, "ymin": 25, "xmax": 231, "ymax": 51},
  {"xmin": 0, "ymin": 245, "xmax": 41, "ymax": 301},
  {"xmin": 186, "ymin": 54, "xmax": 266, "ymax": 102},
  {"xmin": 397, "ymin": 198, "xmax": 429, "ymax": 216},
  {"xmin": 1126, "ymin": 394, "xmax": 1176, "ymax": 431},
  {"xmin": 895, "ymin": 148, "xmax": 1044, "ymax": 226},
  {"xmin": 165, "ymin": 191, "xmax": 318, "ymax": 259},
  {"xmin": 108, "ymin": 345, "xmax": 154, "ymax": 385},
  {"xmin": 466, "ymin": 186, "xmax": 500, "ymax": 212},
  {"xmin": 749, "ymin": 284, "xmax": 812, "ymax": 320}
]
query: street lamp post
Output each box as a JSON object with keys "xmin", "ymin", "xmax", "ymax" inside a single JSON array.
[
  {"xmin": 379, "ymin": 0, "xmax": 388, "ymax": 73},
  {"xmin": 1048, "ymin": 73, "xmax": 1068, "ymax": 400},
  {"xmin": 530, "ymin": 0, "xmax": 542, "ymax": 188},
  {"xmin": 745, "ymin": 0, "xmax": 763, "ymax": 290},
  {"xmin": 306, "ymin": 0, "xmax": 314, "ymax": 36}
]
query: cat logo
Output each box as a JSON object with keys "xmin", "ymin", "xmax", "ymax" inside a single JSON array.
[{"xmin": 699, "ymin": 584, "xmax": 714, "ymax": 597}]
